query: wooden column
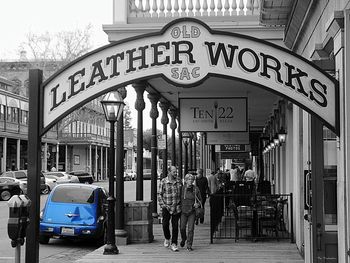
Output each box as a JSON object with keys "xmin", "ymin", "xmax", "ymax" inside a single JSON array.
[
  {"xmin": 189, "ymin": 135, "xmax": 193, "ymax": 170},
  {"xmin": 148, "ymin": 93, "xmax": 160, "ymax": 217},
  {"xmin": 178, "ymin": 117, "xmax": 183, "ymax": 180},
  {"xmin": 159, "ymin": 99, "xmax": 170, "ymax": 179},
  {"xmin": 16, "ymin": 139, "xmax": 20, "ymax": 170},
  {"xmin": 169, "ymin": 107, "xmax": 177, "ymax": 167},
  {"xmin": 133, "ymin": 82, "xmax": 146, "ymax": 201},
  {"xmin": 193, "ymin": 133, "xmax": 197, "ymax": 171}
]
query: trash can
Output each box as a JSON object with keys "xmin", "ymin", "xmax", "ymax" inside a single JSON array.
[{"xmin": 124, "ymin": 201, "xmax": 154, "ymax": 243}]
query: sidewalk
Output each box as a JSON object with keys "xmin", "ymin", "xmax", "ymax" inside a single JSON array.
[{"xmin": 75, "ymin": 205, "xmax": 304, "ymax": 263}]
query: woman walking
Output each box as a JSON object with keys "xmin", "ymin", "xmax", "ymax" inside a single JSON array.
[{"xmin": 180, "ymin": 173, "xmax": 202, "ymax": 251}]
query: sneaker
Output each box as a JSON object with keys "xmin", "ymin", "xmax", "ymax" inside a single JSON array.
[
  {"xmin": 170, "ymin": 243, "xmax": 179, "ymax": 252},
  {"xmin": 163, "ymin": 239, "xmax": 170, "ymax": 248},
  {"xmin": 187, "ymin": 246, "xmax": 193, "ymax": 251},
  {"xmin": 180, "ymin": 240, "xmax": 186, "ymax": 247}
]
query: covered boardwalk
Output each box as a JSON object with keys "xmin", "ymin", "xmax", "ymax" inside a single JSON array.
[{"xmin": 76, "ymin": 204, "xmax": 303, "ymax": 263}]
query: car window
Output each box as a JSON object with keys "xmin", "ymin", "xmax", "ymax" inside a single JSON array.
[
  {"xmin": 2, "ymin": 172, "xmax": 13, "ymax": 177},
  {"xmin": 45, "ymin": 174, "xmax": 57, "ymax": 179},
  {"xmin": 51, "ymin": 187, "xmax": 95, "ymax": 204},
  {"xmin": 14, "ymin": 171, "xmax": 27, "ymax": 179},
  {"xmin": 47, "ymin": 172, "xmax": 64, "ymax": 177}
]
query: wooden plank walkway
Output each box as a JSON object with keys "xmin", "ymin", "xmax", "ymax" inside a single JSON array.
[{"xmin": 76, "ymin": 204, "xmax": 304, "ymax": 263}]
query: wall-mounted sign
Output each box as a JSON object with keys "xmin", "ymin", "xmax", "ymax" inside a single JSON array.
[
  {"xmin": 40, "ymin": 18, "xmax": 338, "ymax": 135},
  {"xmin": 206, "ymin": 132, "xmax": 249, "ymax": 145},
  {"xmin": 180, "ymin": 98, "xmax": 247, "ymax": 132},
  {"xmin": 221, "ymin": 152, "xmax": 250, "ymax": 160},
  {"xmin": 218, "ymin": 144, "xmax": 249, "ymax": 152}
]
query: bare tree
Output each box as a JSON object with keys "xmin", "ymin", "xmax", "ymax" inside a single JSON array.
[{"xmin": 20, "ymin": 24, "xmax": 93, "ymax": 65}]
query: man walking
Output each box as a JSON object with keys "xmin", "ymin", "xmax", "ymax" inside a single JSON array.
[
  {"xmin": 158, "ymin": 166, "xmax": 183, "ymax": 252},
  {"xmin": 195, "ymin": 168, "xmax": 208, "ymax": 224}
]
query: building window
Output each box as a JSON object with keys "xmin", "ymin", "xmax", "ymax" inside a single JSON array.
[
  {"xmin": 7, "ymin": 107, "xmax": 19, "ymax": 123},
  {"xmin": 20, "ymin": 110, "xmax": 28, "ymax": 125},
  {"xmin": 0, "ymin": 105, "xmax": 5, "ymax": 120}
]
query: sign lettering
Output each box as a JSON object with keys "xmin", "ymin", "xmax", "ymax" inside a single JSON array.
[{"xmin": 42, "ymin": 18, "xmax": 338, "ymax": 134}]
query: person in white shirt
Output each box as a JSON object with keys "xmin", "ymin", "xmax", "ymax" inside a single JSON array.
[
  {"xmin": 243, "ymin": 166, "xmax": 256, "ymax": 182},
  {"xmin": 229, "ymin": 165, "xmax": 240, "ymax": 181}
]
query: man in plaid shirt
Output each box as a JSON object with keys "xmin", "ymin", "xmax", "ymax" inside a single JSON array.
[{"xmin": 158, "ymin": 165, "xmax": 182, "ymax": 252}]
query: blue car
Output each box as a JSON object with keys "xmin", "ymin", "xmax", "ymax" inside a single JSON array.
[{"xmin": 39, "ymin": 184, "xmax": 108, "ymax": 244}]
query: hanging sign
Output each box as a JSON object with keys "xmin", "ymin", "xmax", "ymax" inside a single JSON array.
[
  {"xmin": 206, "ymin": 132, "xmax": 249, "ymax": 145},
  {"xmin": 40, "ymin": 18, "xmax": 338, "ymax": 135},
  {"xmin": 179, "ymin": 97, "xmax": 247, "ymax": 132}
]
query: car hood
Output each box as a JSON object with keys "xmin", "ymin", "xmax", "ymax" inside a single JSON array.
[{"xmin": 43, "ymin": 203, "xmax": 97, "ymax": 225}]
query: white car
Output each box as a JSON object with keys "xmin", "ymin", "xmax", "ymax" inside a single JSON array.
[
  {"xmin": 43, "ymin": 176, "xmax": 58, "ymax": 194},
  {"xmin": 44, "ymin": 171, "xmax": 80, "ymax": 184},
  {"xmin": 125, "ymin": 170, "xmax": 136, "ymax": 180},
  {"xmin": 0, "ymin": 177, "xmax": 27, "ymax": 194}
]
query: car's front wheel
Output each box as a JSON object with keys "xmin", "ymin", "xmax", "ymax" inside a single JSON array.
[
  {"xmin": 0, "ymin": 190, "xmax": 12, "ymax": 201},
  {"xmin": 39, "ymin": 235, "xmax": 50, "ymax": 244}
]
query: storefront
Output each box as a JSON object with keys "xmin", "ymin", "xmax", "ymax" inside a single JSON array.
[{"xmin": 25, "ymin": 1, "xmax": 350, "ymax": 262}]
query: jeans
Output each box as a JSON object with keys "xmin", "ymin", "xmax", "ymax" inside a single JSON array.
[
  {"xmin": 180, "ymin": 211, "xmax": 196, "ymax": 247},
  {"xmin": 162, "ymin": 207, "xmax": 181, "ymax": 245}
]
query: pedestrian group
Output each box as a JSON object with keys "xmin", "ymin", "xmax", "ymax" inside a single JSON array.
[{"xmin": 158, "ymin": 164, "xmax": 257, "ymax": 252}]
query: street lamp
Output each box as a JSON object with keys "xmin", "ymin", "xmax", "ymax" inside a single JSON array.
[{"xmin": 100, "ymin": 90, "xmax": 125, "ymax": 255}]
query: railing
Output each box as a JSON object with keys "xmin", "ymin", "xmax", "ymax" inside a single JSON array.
[
  {"xmin": 128, "ymin": 0, "xmax": 260, "ymax": 20},
  {"xmin": 210, "ymin": 190, "xmax": 293, "ymax": 242},
  {"xmin": 60, "ymin": 132, "xmax": 109, "ymax": 144}
]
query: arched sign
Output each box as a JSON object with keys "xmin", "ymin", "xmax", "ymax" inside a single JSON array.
[{"xmin": 41, "ymin": 18, "xmax": 339, "ymax": 135}]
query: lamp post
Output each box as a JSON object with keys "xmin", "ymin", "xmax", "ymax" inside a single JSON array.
[{"xmin": 101, "ymin": 91, "xmax": 125, "ymax": 255}]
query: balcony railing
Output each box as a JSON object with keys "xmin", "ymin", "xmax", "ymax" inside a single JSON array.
[
  {"xmin": 60, "ymin": 132, "xmax": 110, "ymax": 144},
  {"xmin": 128, "ymin": 0, "xmax": 260, "ymax": 21}
]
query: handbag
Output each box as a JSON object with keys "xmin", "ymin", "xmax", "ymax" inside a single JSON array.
[{"xmin": 194, "ymin": 189, "xmax": 204, "ymax": 219}]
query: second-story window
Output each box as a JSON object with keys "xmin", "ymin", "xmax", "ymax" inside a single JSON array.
[
  {"xmin": 21, "ymin": 110, "xmax": 28, "ymax": 125},
  {"xmin": 0, "ymin": 105, "xmax": 5, "ymax": 120},
  {"xmin": 6, "ymin": 106, "xmax": 18, "ymax": 122}
]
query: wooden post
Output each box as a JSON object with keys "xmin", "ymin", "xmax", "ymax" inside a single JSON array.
[{"xmin": 26, "ymin": 69, "xmax": 43, "ymax": 263}]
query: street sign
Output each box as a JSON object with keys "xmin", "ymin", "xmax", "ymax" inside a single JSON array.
[{"xmin": 158, "ymin": 135, "xmax": 166, "ymax": 150}]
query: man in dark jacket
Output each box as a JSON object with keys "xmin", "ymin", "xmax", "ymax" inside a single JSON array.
[{"xmin": 195, "ymin": 168, "xmax": 208, "ymax": 224}]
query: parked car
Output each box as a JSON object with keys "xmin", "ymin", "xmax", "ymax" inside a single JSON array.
[
  {"xmin": 125, "ymin": 170, "xmax": 136, "ymax": 180},
  {"xmin": 0, "ymin": 177, "xmax": 22, "ymax": 201},
  {"xmin": 0, "ymin": 177, "xmax": 27, "ymax": 194},
  {"xmin": 42, "ymin": 176, "xmax": 58, "ymax": 194},
  {"xmin": 39, "ymin": 184, "xmax": 108, "ymax": 244},
  {"xmin": 44, "ymin": 171, "xmax": 80, "ymax": 184},
  {"xmin": 0, "ymin": 170, "xmax": 46, "ymax": 194},
  {"xmin": 68, "ymin": 171, "xmax": 94, "ymax": 184},
  {"xmin": 143, "ymin": 169, "xmax": 152, "ymax": 180},
  {"xmin": 123, "ymin": 172, "xmax": 132, "ymax": 181}
]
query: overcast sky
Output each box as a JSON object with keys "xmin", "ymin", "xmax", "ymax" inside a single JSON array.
[{"xmin": 0, "ymin": 0, "xmax": 157, "ymax": 130}]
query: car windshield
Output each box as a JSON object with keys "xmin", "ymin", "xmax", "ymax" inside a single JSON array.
[{"xmin": 51, "ymin": 187, "xmax": 95, "ymax": 204}]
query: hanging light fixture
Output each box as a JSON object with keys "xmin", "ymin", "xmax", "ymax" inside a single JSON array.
[
  {"xmin": 278, "ymin": 127, "xmax": 287, "ymax": 144},
  {"xmin": 273, "ymin": 134, "xmax": 280, "ymax": 147}
]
